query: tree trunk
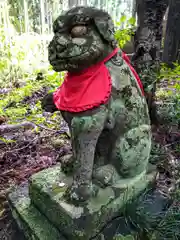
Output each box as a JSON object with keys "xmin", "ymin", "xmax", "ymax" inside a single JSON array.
[
  {"xmin": 132, "ymin": 0, "xmax": 168, "ymax": 87},
  {"xmin": 162, "ymin": 0, "xmax": 180, "ymax": 66},
  {"xmin": 132, "ymin": 0, "xmax": 168, "ymax": 125}
]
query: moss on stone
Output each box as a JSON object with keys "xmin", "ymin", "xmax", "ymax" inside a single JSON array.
[
  {"xmin": 29, "ymin": 166, "xmax": 156, "ymax": 240},
  {"xmin": 8, "ymin": 182, "xmax": 66, "ymax": 240}
]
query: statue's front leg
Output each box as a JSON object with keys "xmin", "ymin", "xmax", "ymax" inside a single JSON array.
[{"xmin": 64, "ymin": 106, "xmax": 107, "ymax": 203}]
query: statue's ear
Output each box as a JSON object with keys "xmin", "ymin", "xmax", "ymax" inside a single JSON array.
[{"xmin": 93, "ymin": 15, "xmax": 117, "ymax": 47}]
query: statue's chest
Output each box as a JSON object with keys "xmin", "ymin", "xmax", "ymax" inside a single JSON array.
[{"xmin": 106, "ymin": 62, "xmax": 132, "ymax": 97}]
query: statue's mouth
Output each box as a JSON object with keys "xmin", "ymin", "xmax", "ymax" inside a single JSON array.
[
  {"xmin": 58, "ymin": 50, "xmax": 88, "ymax": 59},
  {"xmin": 50, "ymin": 49, "xmax": 88, "ymax": 64},
  {"xmin": 49, "ymin": 49, "xmax": 91, "ymax": 72}
]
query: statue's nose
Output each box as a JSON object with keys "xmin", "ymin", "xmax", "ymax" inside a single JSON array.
[{"xmin": 72, "ymin": 38, "xmax": 86, "ymax": 46}]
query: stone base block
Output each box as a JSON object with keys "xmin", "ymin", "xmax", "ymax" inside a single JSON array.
[
  {"xmin": 8, "ymin": 182, "xmax": 66, "ymax": 240},
  {"xmin": 29, "ymin": 166, "xmax": 156, "ymax": 240}
]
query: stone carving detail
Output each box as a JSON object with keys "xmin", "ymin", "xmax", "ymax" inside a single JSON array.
[{"xmin": 42, "ymin": 6, "xmax": 152, "ymax": 205}]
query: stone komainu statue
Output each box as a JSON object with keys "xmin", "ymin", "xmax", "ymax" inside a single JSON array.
[{"xmin": 42, "ymin": 6, "xmax": 152, "ymax": 204}]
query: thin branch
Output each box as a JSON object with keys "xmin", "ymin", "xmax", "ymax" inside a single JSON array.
[
  {"xmin": 4, "ymin": 137, "xmax": 38, "ymax": 154},
  {"xmin": 0, "ymin": 122, "xmax": 36, "ymax": 134}
]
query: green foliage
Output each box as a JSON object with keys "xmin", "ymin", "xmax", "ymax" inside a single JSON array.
[
  {"xmin": 0, "ymin": 74, "xmax": 64, "ymax": 125},
  {"xmin": 0, "ymin": 25, "xmax": 65, "ymax": 127},
  {"xmin": 0, "ymin": 26, "xmax": 52, "ymax": 87},
  {"xmin": 8, "ymin": 0, "xmax": 61, "ymax": 33},
  {"xmin": 158, "ymin": 62, "xmax": 180, "ymax": 123},
  {"xmin": 45, "ymin": 67, "xmax": 65, "ymax": 90},
  {"xmin": 0, "ymin": 137, "xmax": 16, "ymax": 144},
  {"xmin": 8, "ymin": 0, "xmax": 42, "ymax": 33},
  {"xmin": 8, "ymin": 0, "xmax": 25, "ymax": 32},
  {"xmin": 160, "ymin": 62, "xmax": 180, "ymax": 81},
  {"xmin": 114, "ymin": 16, "xmax": 136, "ymax": 48},
  {"xmin": 0, "ymin": 26, "xmax": 25, "ymax": 86}
]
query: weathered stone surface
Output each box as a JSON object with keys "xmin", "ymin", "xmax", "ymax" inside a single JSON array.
[
  {"xmin": 29, "ymin": 166, "xmax": 156, "ymax": 240},
  {"xmin": 8, "ymin": 182, "xmax": 66, "ymax": 240},
  {"xmin": 42, "ymin": 6, "xmax": 152, "ymax": 203}
]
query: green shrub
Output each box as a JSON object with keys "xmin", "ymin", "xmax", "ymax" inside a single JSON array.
[
  {"xmin": 157, "ymin": 63, "xmax": 180, "ymax": 124},
  {"xmin": 0, "ymin": 26, "xmax": 65, "ymax": 127},
  {"xmin": 114, "ymin": 16, "xmax": 136, "ymax": 48}
]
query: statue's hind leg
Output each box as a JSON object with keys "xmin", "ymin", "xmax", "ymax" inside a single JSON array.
[
  {"xmin": 93, "ymin": 125, "xmax": 151, "ymax": 187},
  {"xmin": 112, "ymin": 124, "xmax": 151, "ymax": 179}
]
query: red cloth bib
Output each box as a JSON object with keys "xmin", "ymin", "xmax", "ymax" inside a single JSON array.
[{"xmin": 53, "ymin": 48, "xmax": 144, "ymax": 113}]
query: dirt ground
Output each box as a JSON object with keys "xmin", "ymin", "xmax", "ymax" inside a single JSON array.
[{"xmin": 0, "ymin": 83, "xmax": 180, "ymax": 239}]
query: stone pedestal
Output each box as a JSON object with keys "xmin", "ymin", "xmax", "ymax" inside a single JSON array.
[
  {"xmin": 8, "ymin": 182, "xmax": 65, "ymax": 240},
  {"xmin": 8, "ymin": 165, "xmax": 156, "ymax": 240}
]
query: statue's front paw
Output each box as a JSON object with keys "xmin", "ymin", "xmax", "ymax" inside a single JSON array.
[
  {"xmin": 64, "ymin": 182, "xmax": 99, "ymax": 204},
  {"xmin": 93, "ymin": 164, "xmax": 120, "ymax": 188},
  {"xmin": 60, "ymin": 154, "xmax": 74, "ymax": 175},
  {"xmin": 41, "ymin": 92, "xmax": 58, "ymax": 113}
]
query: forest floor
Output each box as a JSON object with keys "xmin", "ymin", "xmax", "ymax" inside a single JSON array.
[{"xmin": 0, "ymin": 81, "xmax": 180, "ymax": 239}]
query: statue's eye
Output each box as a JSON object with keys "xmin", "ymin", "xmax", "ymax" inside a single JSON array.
[{"xmin": 71, "ymin": 25, "xmax": 87, "ymax": 37}]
